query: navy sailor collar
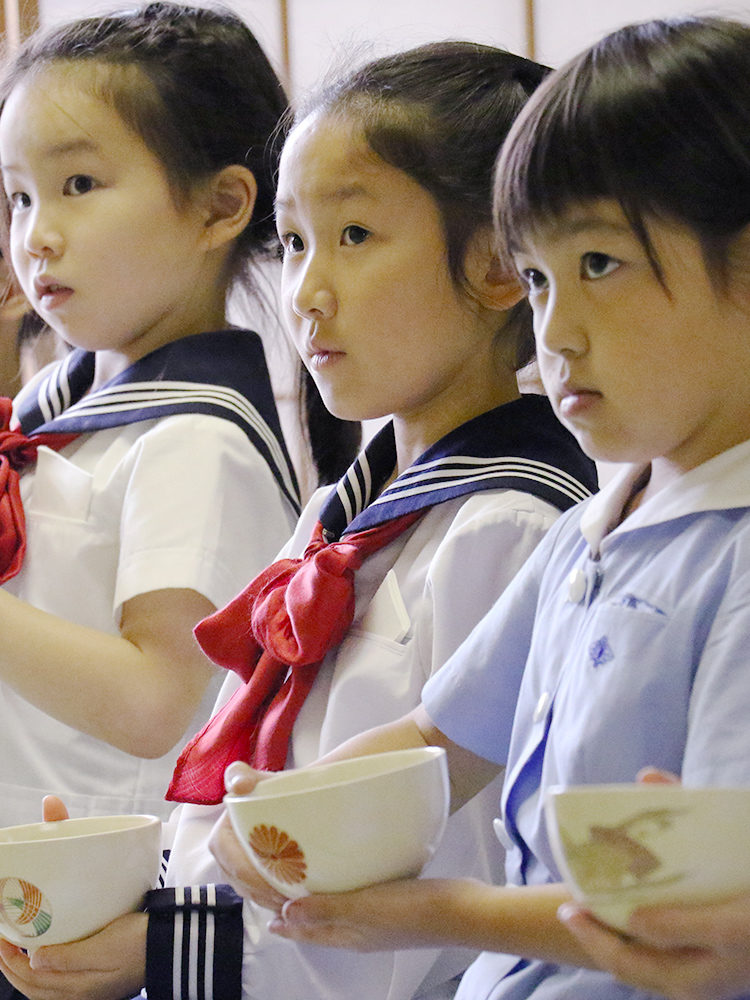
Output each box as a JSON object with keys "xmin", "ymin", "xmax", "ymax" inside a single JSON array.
[
  {"xmin": 320, "ymin": 394, "xmax": 597, "ymax": 540},
  {"xmin": 14, "ymin": 329, "xmax": 300, "ymax": 514}
]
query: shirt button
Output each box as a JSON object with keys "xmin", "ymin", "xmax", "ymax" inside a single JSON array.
[
  {"xmin": 534, "ymin": 690, "xmax": 551, "ymax": 723},
  {"xmin": 567, "ymin": 568, "xmax": 587, "ymax": 603}
]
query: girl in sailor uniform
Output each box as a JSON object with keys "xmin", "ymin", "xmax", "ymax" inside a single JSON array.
[
  {"xmin": 0, "ymin": 2, "xmax": 301, "ymax": 832},
  {"xmin": 0, "ymin": 40, "xmax": 596, "ymax": 1000},
  {"xmin": 213, "ymin": 16, "xmax": 750, "ymax": 1000}
]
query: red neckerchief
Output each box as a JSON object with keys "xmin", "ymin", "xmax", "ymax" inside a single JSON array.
[{"xmin": 0, "ymin": 397, "xmax": 78, "ymax": 584}]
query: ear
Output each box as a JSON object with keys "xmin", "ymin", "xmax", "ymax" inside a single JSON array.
[
  {"xmin": 200, "ymin": 164, "xmax": 258, "ymax": 251},
  {"xmin": 464, "ymin": 228, "xmax": 526, "ymax": 312}
]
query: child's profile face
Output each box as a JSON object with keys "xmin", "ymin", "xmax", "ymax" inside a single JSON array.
[
  {"xmin": 512, "ymin": 200, "xmax": 750, "ymax": 476},
  {"xmin": 275, "ymin": 113, "xmax": 501, "ymax": 441},
  {"xmin": 0, "ymin": 62, "xmax": 214, "ymax": 366}
]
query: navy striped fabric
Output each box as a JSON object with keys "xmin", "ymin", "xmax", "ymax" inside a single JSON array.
[
  {"xmin": 145, "ymin": 884, "xmax": 243, "ymax": 1000},
  {"xmin": 320, "ymin": 394, "xmax": 597, "ymax": 540}
]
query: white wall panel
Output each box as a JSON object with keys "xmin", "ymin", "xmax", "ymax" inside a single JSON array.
[{"xmin": 535, "ymin": 0, "xmax": 750, "ymax": 66}]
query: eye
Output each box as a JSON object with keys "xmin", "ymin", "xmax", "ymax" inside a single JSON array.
[
  {"xmin": 341, "ymin": 224, "xmax": 369, "ymax": 247},
  {"xmin": 580, "ymin": 251, "xmax": 620, "ymax": 280},
  {"xmin": 8, "ymin": 191, "xmax": 31, "ymax": 211},
  {"xmin": 519, "ymin": 267, "xmax": 548, "ymax": 293},
  {"xmin": 279, "ymin": 231, "xmax": 304, "ymax": 255},
  {"xmin": 63, "ymin": 174, "xmax": 96, "ymax": 196}
]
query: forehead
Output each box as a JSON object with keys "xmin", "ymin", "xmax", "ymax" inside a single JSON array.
[
  {"xmin": 276, "ymin": 112, "xmax": 415, "ymax": 211},
  {"xmin": 0, "ymin": 62, "xmax": 138, "ymax": 166},
  {"xmin": 513, "ymin": 200, "xmax": 637, "ymax": 253}
]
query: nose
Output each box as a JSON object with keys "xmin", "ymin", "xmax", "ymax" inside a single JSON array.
[
  {"xmin": 289, "ymin": 251, "xmax": 337, "ymax": 321},
  {"xmin": 533, "ymin": 285, "xmax": 588, "ymax": 360},
  {"xmin": 21, "ymin": 203, "xmax": 64, "ymax": 260}
]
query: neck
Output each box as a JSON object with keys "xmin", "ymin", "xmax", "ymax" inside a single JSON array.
[{"xmin": 392, "ymin": 375, "xmax": 521, "ymax": 474}]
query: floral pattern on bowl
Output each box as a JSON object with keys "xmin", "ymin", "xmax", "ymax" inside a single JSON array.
[
  {"xmin": 0, "ymin": 877, "xmax": 52, "ymax": 938},
  {"xmin": 248, "ymin": 825, "xmax": 307, "ymax": 886}
]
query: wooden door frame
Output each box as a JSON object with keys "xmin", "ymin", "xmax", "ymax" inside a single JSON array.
[
  {"xmin": 525, "ymin": 0, "xmax": 536, "ymax": 59},
  {"xmin": 2, "ymin": 0, "xmax": 40, "ymax": 55}
]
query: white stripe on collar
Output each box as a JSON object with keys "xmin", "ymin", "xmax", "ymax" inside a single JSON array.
[
  {"xmin": 381, "ymin": 455, "xmax": 593, "ymax": 506},
  {"xmin": 372, "ymin": 456, "xmax": 591, "ymax": 507}
]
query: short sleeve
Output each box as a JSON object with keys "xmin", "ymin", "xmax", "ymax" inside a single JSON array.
[
  {"xmin": 422, "ymin": 491, "xmax": 558, "ymax": 682},
  {"xmin": 423, "ymin": 528, "xmax": 550, "ymax": 765}
]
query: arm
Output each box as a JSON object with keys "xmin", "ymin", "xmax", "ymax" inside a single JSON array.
[
  {"xmin": 267, "ymin": 876, "xmax": 599, "ymax": 970},
  {"xmin": 0, "ymin": 412, "xmax": 294, "ymax": 758},
  {"xmin": 0, "ymin": 892, "xmax": 245, "ymax": 1000},
  {"xmin": 312, "ymin": 704, "xmax": 502, "ymax": 812},
  {"xmin": 0, "ymin": 586, "xmax": 217, "ymax": 757}
]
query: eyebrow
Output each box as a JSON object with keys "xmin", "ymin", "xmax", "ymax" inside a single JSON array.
[{"xmin": 275, "ymin": 182, "xmax": 374, "ymax": 212}]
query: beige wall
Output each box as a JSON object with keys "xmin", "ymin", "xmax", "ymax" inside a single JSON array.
[
  {"xmin": 35, "ymin": 0, "xmax": 750, "ymax": 94},
  {"xmin": 534, "ymin": 0, "xmax": 750, "ymax": 67}
]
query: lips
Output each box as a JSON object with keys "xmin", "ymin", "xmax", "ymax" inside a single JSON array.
[
  {"xmin": 306, "ymin": 327, "xmax": 345, "ymax": 368},
  {"xmin": 33, "ymin": 275, "xmax": 73, "ymax": 309},
  {"xmin": 309, "ymin": 348, "xmax": 345, "ymax": 370},
  {"xmin": 557, "ymin": 384, "xmax": 601, "ymax": 420}
]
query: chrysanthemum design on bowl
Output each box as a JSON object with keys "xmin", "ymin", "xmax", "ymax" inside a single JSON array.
[
  {"xmin": 248, "ymin": 825, "xmax": 307, "ymax": 886},
  {"xmin": 0, "ymin": 877, "xmax": 52, "ymax": 938}
]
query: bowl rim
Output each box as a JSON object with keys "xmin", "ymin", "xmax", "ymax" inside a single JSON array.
[
  {"xmin": 545, "ymin": 782, "xmax": 750, "ymax": 800},
  {"xmin": 224, "ymin": 746, "xmax": 447, "ymax": 803},
  {"xmin": 0, "ymin": 814, "xmax": 160, "ymax": 846}
]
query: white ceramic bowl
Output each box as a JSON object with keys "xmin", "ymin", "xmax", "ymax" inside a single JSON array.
[
  {"xmin": 546, "ymin": 783, "xmax": 750, "ymax": 931},
  {"xmin": 226, "ymin": 747, "xmax": 449, "ymax": 898},
  {"xmin": 0, "ymin": 814, "xmax": 161, "ymax": 948}
]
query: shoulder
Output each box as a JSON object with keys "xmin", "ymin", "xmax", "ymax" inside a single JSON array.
[{"xmin": 417, "ymin": 488, "xmax": 565, "ymax": 561}]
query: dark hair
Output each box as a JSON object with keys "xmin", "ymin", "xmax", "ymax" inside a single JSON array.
[
  {"xmin": 294, "ymin": 41, "xmax": 550, "ymax": 368},
  {"xmin": 496, "ymin": 16, "xmax": 750, "ymax": 287},
  {"xmin": 0, "ymin": 1, "xmax": 288, "ymax": 281}
]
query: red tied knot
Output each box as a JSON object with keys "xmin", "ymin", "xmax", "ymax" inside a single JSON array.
[{"xmin": 0, "ymin": 397, "xmax": 78, "ymax": 584}]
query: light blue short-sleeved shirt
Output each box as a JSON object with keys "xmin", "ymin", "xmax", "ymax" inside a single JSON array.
[{"xmin": 424, "ymin": 439, "xmax": 750, "ymax": 1000}]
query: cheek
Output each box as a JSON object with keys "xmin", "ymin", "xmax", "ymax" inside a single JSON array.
[
  {"xmin": 9, "ymin": 234, "xmax": 30, "ymax": 287},
  {"xmin": 535, "ymin": 350, "xmax": 557, "ymax": 389}
]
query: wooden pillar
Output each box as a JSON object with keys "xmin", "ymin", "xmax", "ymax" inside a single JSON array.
[
  {"xmin": 2, "ymin": 0, "xmax": 40, "ymax": 57},
  {"xmin": 279, "ymin": 0, "xmax": 291, "ymax": 94},
  {"xmin": 525, "ymin": 0, "xmax": 536, "ymax": 61}
]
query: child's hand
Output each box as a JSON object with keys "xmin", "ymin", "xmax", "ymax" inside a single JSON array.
[
  {"xmin": 0, "ymin": 911, "xmax": 147, "ymax": 1000},
  {"xmin": 558, "ymin": 766, "xmax": 749, "ymax": 1000},
  {"xmin": 208, "ymin": 761, "xmax": 290, "ymax": 911},
  {"xmin": 559, "ymin": 895, "xmax": 750, "ymax": 1000}
]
